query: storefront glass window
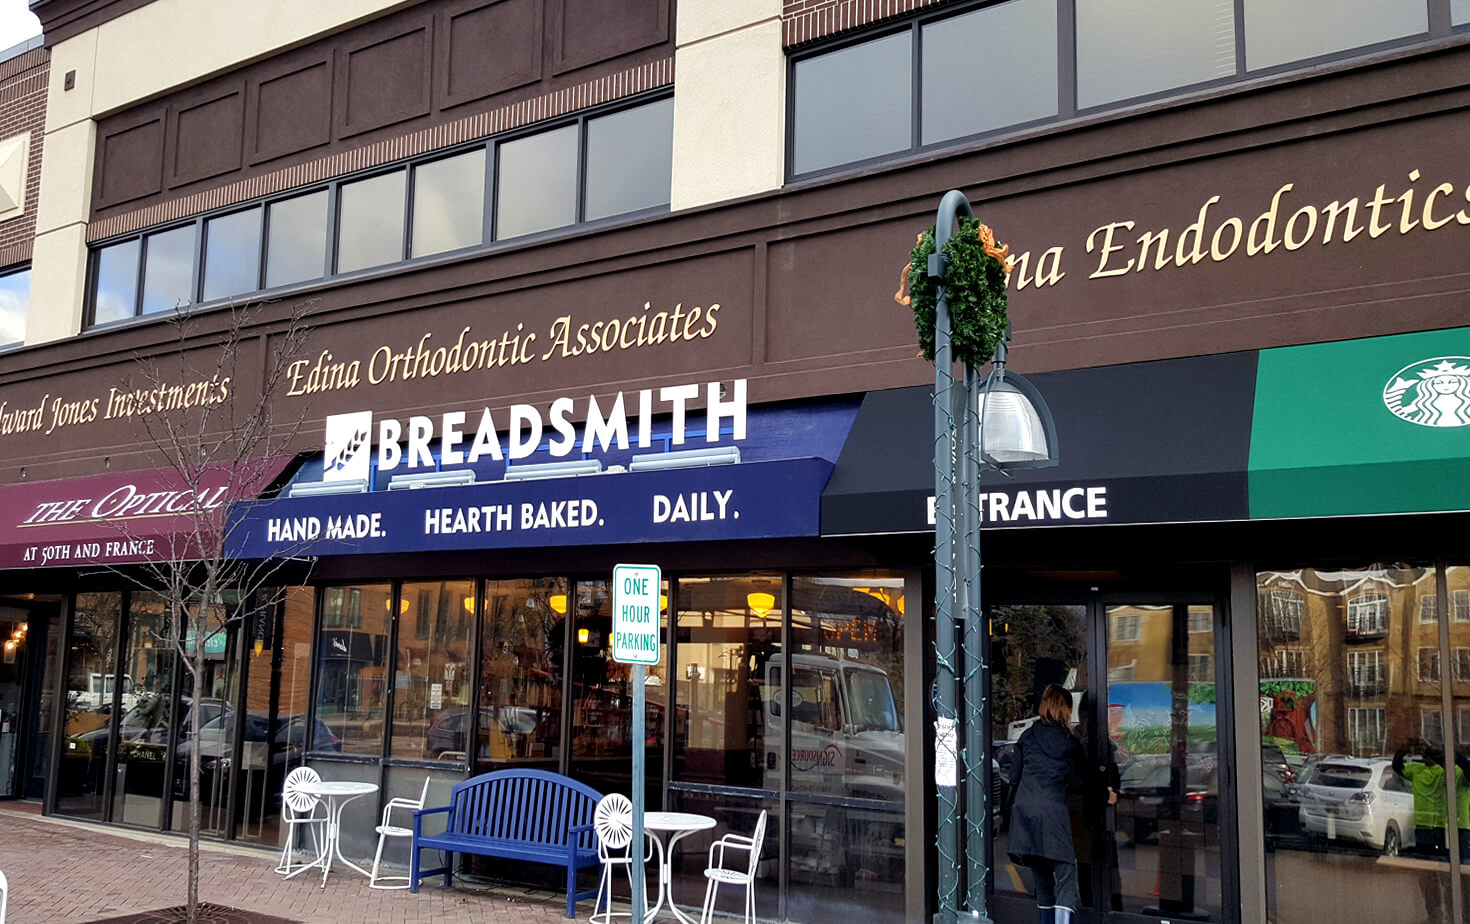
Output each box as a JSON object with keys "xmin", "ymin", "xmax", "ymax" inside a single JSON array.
[
  {"xmin": 674, "ymin": 574, "xmax": 782, "ymax": 789},
  {"xmin": 584, "ymin": 98, "xmax": 674, "ymax": 222},
  {"xmin": 478, "ymin": 578, "xmax": 566, "ymax": 770},
  {"xmin": 1244, "ymin": 0, "xmax": 1426, "ymax": 71},
  {"xmin": 1457, "ymin": 0, "xmax": 1470, "ymax": 25},
  {"xmin": 785, "ymin": 573, "xmax": 906, "ymax": 921},
  {"xmin": 235, "ymin": 589, "xmax": 310, "ymax": 846},
  {"xmin": 1258, "ymin": 565, "xmax": 1452, "ymax": 923},
  {"xmin": 140, "ymin": 225, "xmax": 196, "ymax": 315},
  {"xmin": 411, "ymin": 150, "xmax": 485, "ymax": 258},
  {"xmin": 57, "ymin": 592, "xmax": 122, "ymax": 818},
  {"xmin": 920, "ymin": 0, "xmax": 1057, "ymax": 145},
  {"xmin": 202, "ymin": 207, "xmax": 261, "ymax": 301},
  {"xmin": 392, "ymin": 581, "xmax": 475, "ymax": 760},
  {"xmin": 93, "ymin": 240, "xmax": 140, "ymax": 325},
  {"xmin": 494, "ymin": 124, "xmax": 578, "ymax": 240},
  {"xmin": 314, "ymin": 583, "xmax": 391, "ymax": 755},
  {"xmin": 337, "ymin": 169, "xmax": 407, "ymax": 273},
  {"xmin": 265, "ymin": 191, "xmax": 328, "ymax": 288},
  {"xmin": 792, "ymin": 31, "xmax": 911, "ymax": 175},
  {"xmin": 113, "ymin": 592, "xmax": 176, "ymax": 828},
  {"xmin": 1076, "ymin": 0, "xmax": 1236, "ymax": 108},
  {"xmin": 570, "ymin": 579, "xmax": 668, "ymax": 803}
]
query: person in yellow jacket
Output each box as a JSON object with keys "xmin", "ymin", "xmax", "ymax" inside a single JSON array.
[{"xmin": 1394, "ymin": 745, "xmax": 1451, "ymax": 854}]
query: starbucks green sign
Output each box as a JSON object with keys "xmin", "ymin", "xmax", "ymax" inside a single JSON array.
[{"xmin": 1249, "ymin": 326, "xmax": 1470, "ymax": 519}]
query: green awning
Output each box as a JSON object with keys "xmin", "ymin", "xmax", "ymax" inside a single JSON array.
[{"xmin": 1249, "ymin": 326, "xmax": 1470, "ymax": 519}]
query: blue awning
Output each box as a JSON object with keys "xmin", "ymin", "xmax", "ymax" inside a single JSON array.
[{"xmin": 226, "ymin": 458, "xmax": 833, "ymax": 559}]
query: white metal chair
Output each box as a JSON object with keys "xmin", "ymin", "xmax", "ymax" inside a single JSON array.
[
  {"xmin": 369, "ymin": 775, "xmax": 432, "ymax": 889},
  {"xmin": 276, "ymin": 766, "xmax": 327, "ymax": 875},
  {"xmin": 699, "ymin": 809, "xmax": 768, "ymax": 924},
  {"xmin": 590, "ymin": 793, "xmax": 653, "ymax": 923}
]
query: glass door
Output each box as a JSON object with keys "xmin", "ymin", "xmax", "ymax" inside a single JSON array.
[
  {"xmin": 1101, "ymin": 601, "xmax": 1223, "ymax": 922},
  {"xmin": 988, "ymin": 593, "xmax": 1231, "ymax": 924}
]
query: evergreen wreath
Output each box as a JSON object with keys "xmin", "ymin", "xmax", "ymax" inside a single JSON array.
[{"xmin": 894, "ymin": 216, "xmax": 1014, "ymax": 368}]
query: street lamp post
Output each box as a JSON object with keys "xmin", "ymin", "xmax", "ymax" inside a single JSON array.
[{"xmin": 930, "ymin": 190, "xmax": 1058, "ymax": 924}]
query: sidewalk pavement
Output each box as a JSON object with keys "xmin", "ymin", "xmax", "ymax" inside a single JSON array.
[{"xmin": 0, "ymin": 805, "xmax": 569, "ymax": 923}]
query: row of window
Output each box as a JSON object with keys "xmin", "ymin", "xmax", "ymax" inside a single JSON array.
[
  {"xmin": 790, "ymin": 0, "xmax": 1470, "ymax": 175},
  {"xmin": 1263, "ymin": 646, "xmax": 1470, "ymax": 686},
  {"xmin": 1343, "ymin": 707, "xmax": 1470, "ymax": 752},
  {"xmin": 86, "ymin": 97, "xmax": 674, "ymax": 328},
  {"xmin": 1258, "ymin": 587, "xmax": 1470, "ymax": 639}
]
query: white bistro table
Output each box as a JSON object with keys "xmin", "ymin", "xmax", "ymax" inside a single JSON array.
[
  {"xmin": 641, "ymin": 811, "xmax": 717, "ymax": 923},
  {"xmin": 284, "ymin": 780, "xmax": 380, "ymax": 888}
]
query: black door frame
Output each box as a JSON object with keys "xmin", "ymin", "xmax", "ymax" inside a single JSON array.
[{"xmin": 985, "ymin": 576, "xmax": 1239, "ymax": 924}]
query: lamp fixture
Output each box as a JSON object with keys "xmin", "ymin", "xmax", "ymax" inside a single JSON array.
[
  {"xmin": 747, "ymin": 592, "xmax": 775, "ymax": 617},
  {"xmin": 549, "ymin": 593, "xmax": 568, "ymax": 615},
  {"xmin": 976, "ymin": 340, "xmax": 1058, "ymax": 470},
  {"xmin": 287, "ymin": 478, "xmax": 368, "ymax": 497},
  {"xmin": 387, "ymin": 469, "xmax": 477, "ymax": 490},
  {"xmin": 577, "ymin": 627, "xmax": 590, "ymax": 644},
  {"xmin": 502, "ymin": 459, "xmax": 604, "ymax": 481},
  {"xmin": 629, "ymin": 446, "xmax": 741, "ymax": 472},
  {"xmin": 463, "ymin": 596, "xmax": 476, "ymax": 614},
  {"xmin": 385, "ymin": 597, "xmax": 410, "ymax": 614}
]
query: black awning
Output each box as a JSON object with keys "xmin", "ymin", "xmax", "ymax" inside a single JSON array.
[{"xmin": 820, "ymin": 351, "xmax": 1257, "ymax": 535}]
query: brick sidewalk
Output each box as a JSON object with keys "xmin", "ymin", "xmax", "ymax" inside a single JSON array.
[{"xmin": 0, "ymin": 807, "xmax": 569, "ymax": 923}]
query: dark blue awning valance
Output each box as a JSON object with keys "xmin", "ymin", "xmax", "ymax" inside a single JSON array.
[{"xmin": 227, "ymin": 458, "xmax": 833, "ymax": 559}]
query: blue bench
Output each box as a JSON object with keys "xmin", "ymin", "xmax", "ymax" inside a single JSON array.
[{"xmin": 411, "ymin": 768, "xmax": 603, "ymax": 918}]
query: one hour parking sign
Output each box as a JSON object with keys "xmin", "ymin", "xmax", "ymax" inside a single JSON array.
[{"xmin": 612, "ymin": 563, "xmax": 661, "ymax": 664}]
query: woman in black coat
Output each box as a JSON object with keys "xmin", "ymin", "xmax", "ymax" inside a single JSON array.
[{"xmin": 1005, "ymin": 684, "xmax": 1115, "ymax": 924}]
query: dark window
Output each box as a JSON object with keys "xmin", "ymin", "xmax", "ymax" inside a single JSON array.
[
  {"xmin": 265, "ymin": 191, "xmax": 328, "ymax": 288},
  {"xmin": 337, "ymin": 170, "xmax": 406, "ymax": 273},
  {"xmin": 921, "ymin": 0, "xmax": 1057, "ymax": 144},
  {"xmin": 313, "ymin": 583, "xmax": 391, "ymax": 755},
  {"xmin": 792, "ymin": 31, "xmax": 911, "ymax": 175},
  {"xmin": 202, "ymin": 207, "xmax": 262, "ymax": 302},
  {"xmin": 1244, "ymin": 0, "xmax": 1427, "ymax": 71},
  {"xmin": 410, "ymin": 150, "xmax": 484, "ymax": 258},
  {"xmin": 477, "ymin": 578, "xmax": 566, "ymax": 772},
  {"xmin": 495, "ymin": 124, "xmax": 578, "ymax": 240},
  {"xmin": 584, "ymin": 98, "xmax": 674, "ymax": 221},
  {"xmin": 93, "ymin": 239, "xmax": 141, "ymax": 324},
  {"xmin": 1076, "ymin": 0, "xmax": 1236, "ymax": 109},
  {"xmin": 0, "ymin": 266, "xmax": 30, "ymax": 345},
  {"xmin": 140, "ymin": 225, "xmax": 197, "ymax": 315}
]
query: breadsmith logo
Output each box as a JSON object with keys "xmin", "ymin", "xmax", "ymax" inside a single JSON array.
[
  {"xmin": 323, "ymin": 411, "xmax": 373, "ymax": 482},
  {"xmin": 1384, "ymin": 357, "xmax": 1470, "ymax": 428}
]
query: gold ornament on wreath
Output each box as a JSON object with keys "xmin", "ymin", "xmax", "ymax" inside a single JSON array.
[{"xmin": 894, "ymin": 217, "xmax": 1015, "ymax": 368}]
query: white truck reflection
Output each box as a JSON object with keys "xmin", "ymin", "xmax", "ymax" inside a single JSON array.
[{"xmin": 764, "ymin": 654, "xmax": 904, "ymax": 801}]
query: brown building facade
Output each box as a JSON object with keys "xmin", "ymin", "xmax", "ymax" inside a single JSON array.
[{"xmin": 0, "ymin": 2, "xmax": 1469, "ymax": 923}]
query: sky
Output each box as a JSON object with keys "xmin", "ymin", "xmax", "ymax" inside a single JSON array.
[{"xmin": 0, "ymin": 0, "xmax": 40, "ymax": 51}]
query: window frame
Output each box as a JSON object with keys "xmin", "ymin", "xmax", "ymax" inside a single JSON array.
[{"xmin": 1416, "ymin": 645, "xmax": 1441, "ymax": 682}]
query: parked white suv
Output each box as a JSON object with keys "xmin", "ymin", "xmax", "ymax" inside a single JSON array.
[{"xmin": 1298, "ymin": 757, "xmax": 1415, "ymax": 854}]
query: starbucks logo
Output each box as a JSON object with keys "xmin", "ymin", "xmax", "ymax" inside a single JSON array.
[{"xmin": 1383, "ymin": 357, "xmax": 1470, "ymax": 427}]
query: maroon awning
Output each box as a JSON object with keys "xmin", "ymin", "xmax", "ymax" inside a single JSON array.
[{"xmin": 0, "ymin": 457, "xmax": 294, "ymax": 569}]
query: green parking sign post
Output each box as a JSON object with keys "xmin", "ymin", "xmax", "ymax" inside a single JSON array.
[{"xmin": 613, "ymin": 563, "xmax": 661, "ymax": 923}]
